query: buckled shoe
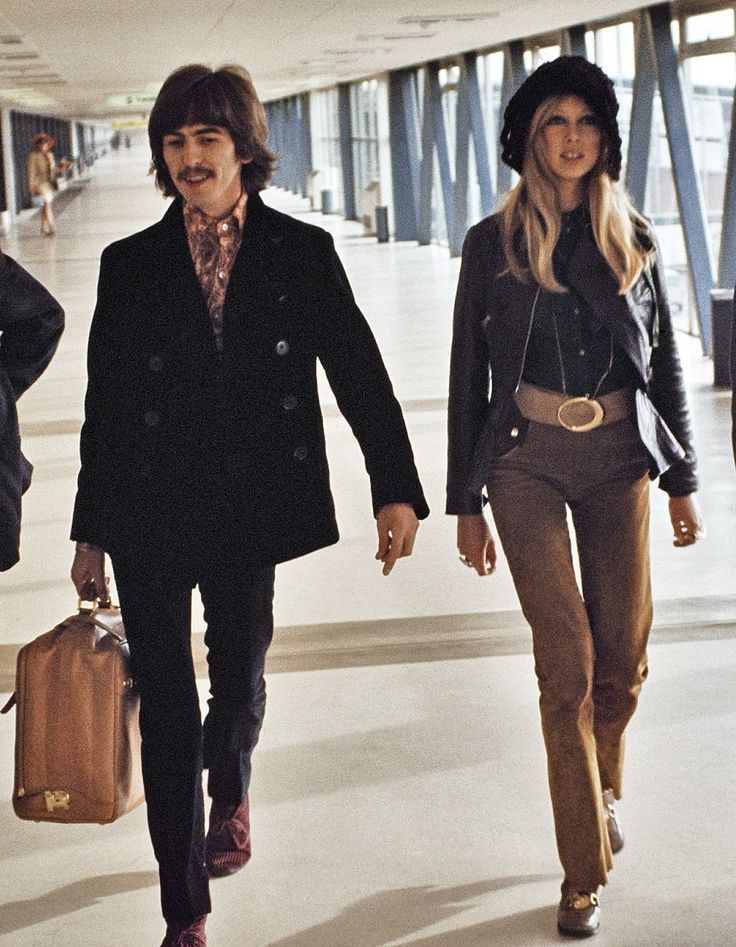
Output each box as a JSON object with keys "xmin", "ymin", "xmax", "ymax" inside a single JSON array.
[
  {"xmin": 602, "ymin": 788, "xmax": 624, "ymax": 853},
  {"xmin": 160, "ymin": 915, "xmax": 207, "ymax": 947},
  {"xmin": 205, "ymin": 794, "xmax": 251, "ymax": 877},
  {"xmin": 557, "ymin": 889, "xmax": 601, "ymax": 938}
]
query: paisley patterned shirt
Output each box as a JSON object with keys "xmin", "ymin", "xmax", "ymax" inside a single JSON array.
[{"xmin": 183, "ymin": 191, "xmax": 248, "ymax": 351}]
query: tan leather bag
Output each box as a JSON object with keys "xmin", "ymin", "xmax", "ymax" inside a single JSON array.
[{"xmin": 1, "ymin": 603, "xmax": 144, "ymax": 823}]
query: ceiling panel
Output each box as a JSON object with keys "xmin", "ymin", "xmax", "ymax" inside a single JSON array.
[{"xmin": 0, "ymin": 0, "xmax": 641, "ymax": 118}]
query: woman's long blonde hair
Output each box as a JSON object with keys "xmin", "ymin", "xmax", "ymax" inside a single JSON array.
[{"xmin": 500, "ymin": 95, "xmax": 652, "ymax": 294}]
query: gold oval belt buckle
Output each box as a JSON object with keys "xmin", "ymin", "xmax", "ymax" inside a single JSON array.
[{"xmin": 557, "ymin": 396, "xmax": 605, "ymax": 432}]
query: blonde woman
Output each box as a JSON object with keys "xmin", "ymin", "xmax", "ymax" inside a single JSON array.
[
  {"xmin": 27, "ymin": 133, "xmax": 70, "ymax": 235},
  {"xmin": 447, "ymin": 56, "xmax": 704, "ymax": 937}
]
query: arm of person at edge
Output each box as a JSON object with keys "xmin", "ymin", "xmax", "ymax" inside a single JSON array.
[{"xmin": 375, "ymin": 502, "xmax": 419, "ymax": 575}]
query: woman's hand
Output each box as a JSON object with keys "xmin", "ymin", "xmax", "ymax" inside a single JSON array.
[
  {"xmin": 669, "ymin": 494, "xmax": 706, "ymax": 547},
  {"xmin": 71, "ymin": 542, "xmax": 109, "ymax": 603},
  {"xmin": 457, "ymin": 513, "xmax": 497, "ymax": 576}
]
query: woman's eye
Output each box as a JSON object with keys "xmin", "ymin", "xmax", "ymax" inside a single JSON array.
[
  {"xmin": 547, "ymin": 116, "xmax": 565, "ymax": 126},
  {"xmin": 580, "ymin": 115, "xmax": 598, "ymax": 126}
]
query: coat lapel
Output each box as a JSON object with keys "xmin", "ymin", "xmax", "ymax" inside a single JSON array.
[{"xmin": 224, "ymin": 192, "xmax": 287, "ymax": 319}]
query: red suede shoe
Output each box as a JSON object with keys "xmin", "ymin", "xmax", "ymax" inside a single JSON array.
[
  {"xmin": 160, "ymin": 915, "xmax": 207, "ymax": 947},
  {"xmin": 205, "ymin": 795, "xmax": 252, "ymax": 877}
]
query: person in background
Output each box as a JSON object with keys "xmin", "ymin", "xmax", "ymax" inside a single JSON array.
[
  {"xmin": 71, "ymin": 63, "xmax": 428, "ymax": 947},
  {"xmin": 447, "ymin": 56, "xmax": 704, "ymax": 938},
  {"xmin": 0, "ymin": 253, "xmax": 64, "ymax": 570},
  {"xmin": 27, "ymin": 133, "xmax": 71, "ymax": 236}
]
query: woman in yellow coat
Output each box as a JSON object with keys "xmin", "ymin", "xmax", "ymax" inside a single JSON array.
[{"xmin": 27, "ymin": 132, "xmax": 70, "ymax": 235}]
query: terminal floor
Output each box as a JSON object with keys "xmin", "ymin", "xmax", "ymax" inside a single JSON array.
[{"xmin": 0, "ymin": 148, "xmax": 734, "ymax": 945}]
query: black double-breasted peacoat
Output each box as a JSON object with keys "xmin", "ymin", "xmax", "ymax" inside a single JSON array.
[
  {"xmin": 71, "ymin": 194, "xmax": 428, "ymax": 563},
  {"xmin": 447, "ymin": 212, "xmax": 698, "ymax": 515},
  {"xmin": 0, "ymin": 253, "xmax": 64, "ymax": 570}
]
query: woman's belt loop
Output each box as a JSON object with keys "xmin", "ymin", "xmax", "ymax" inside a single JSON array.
[{"xmin": 514, "ymin": 382, "xmax": 635, "ymax": 432}]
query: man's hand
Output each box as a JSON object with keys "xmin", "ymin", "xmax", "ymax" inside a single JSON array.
[
  {"xmin": 669, "ymin": 494, "xmax": 706, "ymax": 547},
  {"xmin": 375, "ymin": 503, "xmax": 419, "ymax": 575},
  {"xmin": 457, "ymin": 513, "xmax": 496, "ymax": 576},
  {"xmin": 71, "ymin": 542, "xmax": 109, "ymax": 603}
]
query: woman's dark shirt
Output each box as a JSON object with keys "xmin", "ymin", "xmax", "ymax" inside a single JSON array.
[{"xmin": 521, "ymin": 207, "xmax": 638, "ymax": 396}]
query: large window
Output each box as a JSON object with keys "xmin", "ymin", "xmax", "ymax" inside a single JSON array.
[
  {"xmin": 350, "ymin": 79, "xmax": 380, "ymax": 218},
  {"xmin": 310, "ymin": 88, "xmax": 342, "ymax": 212}
]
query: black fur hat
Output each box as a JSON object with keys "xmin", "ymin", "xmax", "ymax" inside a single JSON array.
[{"xmin": 500, "ymin": 56, "xmax": 622, "ymax": 180}]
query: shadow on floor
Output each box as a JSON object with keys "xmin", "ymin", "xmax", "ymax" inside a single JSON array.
[
  {"xmin": 263, "ymin": 875, "xmax": 557, "ymax": 947},
  {"xmin": 0, "ymin": 870, "xmax": 158, "ymax": 936}
]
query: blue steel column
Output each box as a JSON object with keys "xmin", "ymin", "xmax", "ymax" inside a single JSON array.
[
  {"xmin": 646, "ymin": 3, "xmax": 714, "ymax": 353},
  {"xmin": 561, "ymin": 25, "xmax": 587, "ymax": 58},
  {"xmin": 298, "ymin": 93, "xmax": 312, "ymax": 199},
  {"xmin": 450, "ymin": 53, "xmax": 492, "ymax": 257},
  {"xmin": 626, "ymin": 15, "xmax": 655, "ymax": 209},
  {"xmin": 290, "ymin": 96, "xmax": 302, "ymax": 194},
  {"xmin": 337, "ymin": 83, "xmax": 357, "ymax": 220},
  {"xmin": 498, "ymin": 41, "xmax": 526, "ymax": 195},
  {"xmin": 418, "ymin": 62, "xmax": 453, "ymax": 246},
  {"xmin": 465, "ymin": 52, "xmax": 493, "ymax": 218},
  {"xmin": 388, "ymin": 68, "xmax": 421, "ymax": 241},
  {"xmin": 718, "ymin": 89, "xmax": 736, "ymax": 287},
  {"xmin": 451, "ymin": 62, "xmax": 472, "ymax": 258}
]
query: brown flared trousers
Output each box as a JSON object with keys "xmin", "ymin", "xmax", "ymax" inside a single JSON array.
[{"xmin": 487, "ymin": 417, "xmax": 652, "ymax": 889}]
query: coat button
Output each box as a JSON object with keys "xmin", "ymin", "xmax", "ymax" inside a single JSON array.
[
  {"xmin": 144, "ymin": 410, "xmax": 161, "ymax": 427},
  {"xmin": 293, "ymin": 446, "xmax": 309, "ymax": 461},
  {"xmin": 277, "ymin": 293, "xmax": 288, "ymax": 305},
  {"xmin": 510, "ymin": 427, "xmax": 519, "ymax": 438},
  {"xmin": 149, "ymin": 355, "xmax": 164, "ymax": 372},
  {"xmin": 282, "ymin": 395, "xmax": 298, "ymax": 411},
  {"xmin": 275, "ymin": 339, "xmax": 289, "ymax": 356}
]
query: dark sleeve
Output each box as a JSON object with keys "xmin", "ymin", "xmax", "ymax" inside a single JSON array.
[
  {"xmin": 446, "ymin": 224, "xmax": 491, "ymax": 515},
  {"xmin": 647, "ymin": 247, "xmax": 699, "ymax": 496},
  {"xmin": 314, "ymin": 232, "xmax": 428, "ymax": 519},
  {"xmin": 0, "ymin": 253, "xmax": 64, "ymax": 399},
  {"xmin": 70, "ymin": 246, "xmax": 121, "ymax": 545}
]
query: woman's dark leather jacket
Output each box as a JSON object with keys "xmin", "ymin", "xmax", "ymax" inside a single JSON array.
[{"xmin": 446, "ymin": 212, "xmax": 698, "ymax": 515}]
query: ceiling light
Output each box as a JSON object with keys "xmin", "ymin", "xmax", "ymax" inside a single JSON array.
[
  {"xmin": 356, "ymin": 32, "xmax": 436, "ymax": 41},
  {"xmin": 399, "ymin": 12, "xmax": 499, "ymax": 29}
]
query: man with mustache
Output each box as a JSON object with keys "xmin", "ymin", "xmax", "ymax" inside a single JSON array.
[{"xmin": 70, "ymin": 63, "xmax": 428, "ymax": 947}]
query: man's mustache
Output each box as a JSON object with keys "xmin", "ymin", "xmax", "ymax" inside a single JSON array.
[{"xmin": 177, "ymin": 167, "xmax": 214, "ymax": 181}]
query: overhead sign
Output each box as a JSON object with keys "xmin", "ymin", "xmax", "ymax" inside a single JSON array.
[{"xmin": 106, "ymin": 92, "xmax": 158, "ymax": 108}]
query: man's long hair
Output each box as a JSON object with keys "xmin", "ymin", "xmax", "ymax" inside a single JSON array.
[
  {"xmin": 148, "ymin": 63, "xmax": 277, "ymax": 196},
  {"xmin": 500, "ymin": 95, "xmax": 652, "ymax": 294}
]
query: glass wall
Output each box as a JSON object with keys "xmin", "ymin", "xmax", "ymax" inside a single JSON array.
[
  {"xmin": 269, "ymin": 0, "xmax": 736, "ymax": 341},
  {"xmin": 310, "ymin": 88, "xmax": 342, "ymax": 213},
  {"xmin": 350, "ymin": 79, "xmax": 380, "ymax": 218}
]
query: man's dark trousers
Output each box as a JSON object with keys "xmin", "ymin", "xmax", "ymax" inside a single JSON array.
[{"xmin": 111, "ymin": 547, "xmax": 275, "ymax": 924}]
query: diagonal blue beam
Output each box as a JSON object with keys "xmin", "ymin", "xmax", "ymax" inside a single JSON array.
[
  {"xmin": 626, "ymin": 15, "xmax": 655, "ymax": 210},
  {"xmin": 718, "ymin": 85, "xmax": 736, "ymax": 288},
  {"xmin": 465, "ymin": 52, "xmax": 494, "ymax": 218},
  {"xmin": 418, "ymin": 63, "xmax": 453, "ymax": 246},
  {"xmin": 498, "ymin": 41, "xmax": 526, "ymax": 196},
  {"xmin": 646, "ymin": 3, "xmax": 714, "ymax": 354}
]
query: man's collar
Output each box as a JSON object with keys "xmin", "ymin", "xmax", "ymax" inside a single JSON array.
[{"xmin": 183, "ymin": 190, "xmax": 248, "ymax": 232}]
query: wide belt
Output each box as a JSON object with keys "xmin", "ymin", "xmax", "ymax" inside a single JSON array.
[{"xmin": 514, "ymin": 382, "xmax": 635, "ymax": 433}]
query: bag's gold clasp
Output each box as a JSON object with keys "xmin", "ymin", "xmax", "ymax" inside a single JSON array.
[
  {"xmin": 44, "ymin": 790, "xmax": 70, "ymax": 812},
  {"xmin": 557, "ymin": 396, "xmax": 605, "ymax": 432}
]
